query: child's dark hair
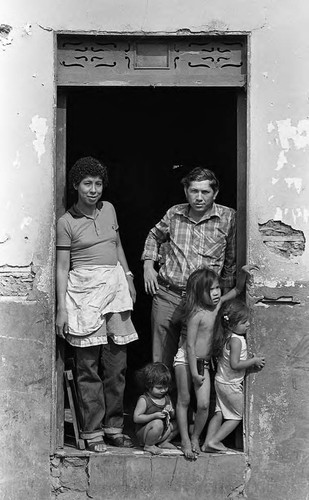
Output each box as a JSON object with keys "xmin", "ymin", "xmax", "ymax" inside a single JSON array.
[
  {"xmin": 143, "ymin": 362, "xmax": 172, "ymax": 391},
  {"xmin": 183, "ymin": 266, "xmax": 220, "ymax": 320},
  {"xmin": 212, "ymin": 299, "xmax": 250, "ymax": 358}
]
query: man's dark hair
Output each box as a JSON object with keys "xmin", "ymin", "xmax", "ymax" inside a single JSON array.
[
  {"xmin": 69, "ymin": 156, "xmax": 108, "ymax": 188},
  {"xmin": 181, "ymin": 167, "xmax": 219, "ymax": 192}
]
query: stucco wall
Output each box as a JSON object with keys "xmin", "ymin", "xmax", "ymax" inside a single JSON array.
[{"xmin": 1, "ymin": 1, "xmax": 309, "ymax": 499}]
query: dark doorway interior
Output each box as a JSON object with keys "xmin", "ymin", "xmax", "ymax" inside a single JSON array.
[{"xmin": 65, "ymin": 86, "xmax": 239, "ymax": 445}]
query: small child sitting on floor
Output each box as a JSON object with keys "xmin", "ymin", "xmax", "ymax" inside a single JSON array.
[{"xmin": 133, "ymin": 362, "xmax": 178, "ymax": 455}]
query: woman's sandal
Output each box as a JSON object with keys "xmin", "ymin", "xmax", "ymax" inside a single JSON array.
[
  {"xmin": 104, "ymin": 434, "xmax": 134, "ymax": 448},
  {"xmin": 86, "ymin": 439, "xmax": 107, "ymax": 453}
]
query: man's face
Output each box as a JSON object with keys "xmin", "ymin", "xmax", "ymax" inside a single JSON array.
[{"xmin": 184, "ymin": 180, "xmax": 218, "ymax": 214}]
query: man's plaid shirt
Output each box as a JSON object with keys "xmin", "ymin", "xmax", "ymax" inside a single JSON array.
[{"xmin": 142, "ymin": 203, "xmax": 236, "ymax": 289}]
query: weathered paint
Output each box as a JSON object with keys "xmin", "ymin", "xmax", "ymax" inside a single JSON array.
[{"xmin": 1, "ymin": 1, "xmax": 309, "ymax": 499}]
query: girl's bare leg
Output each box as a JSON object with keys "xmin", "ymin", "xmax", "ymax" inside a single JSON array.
[
  {"xmin": 158, "ymin": 421, "xmax": 179, "ymax": 449},
  {"xmin": 175, "ymin": 365, "xmax": 196, "ymax": 460},
  {"xmin": 143, "ymin": 419, "xmax": 165, "ymax": 455},
  {"xmin": 201, "ymin": 411, "xmax": 223, "ymax": 451},
  {"xmin": 191, "ymin": 370, "xmax": 210, "ymax": 454},
  {"xmin": 207, "ymin": 419, "xmax": 240, "ymax": 451}
]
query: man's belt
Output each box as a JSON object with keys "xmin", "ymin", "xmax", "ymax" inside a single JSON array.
[{"xmin": 157, "ymin": 276, "xmax": 186, "ymax": 297}]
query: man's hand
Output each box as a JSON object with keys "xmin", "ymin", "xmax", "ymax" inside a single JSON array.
[{"xmin": 144, "ymin": 260, "xmax": 159, "ymax": 296}]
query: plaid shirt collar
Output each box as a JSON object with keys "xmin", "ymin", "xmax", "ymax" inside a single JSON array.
[{"xmin": 174, "ymin": 202, "xmax": 222, "ymax": 222}]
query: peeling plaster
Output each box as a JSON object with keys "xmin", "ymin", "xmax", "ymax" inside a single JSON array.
[
  {"xmin": 259, "ymin": 219, "xmax": 305, "ymax": 258},
  {"xmin": 20, "ymin": 217, "xmax": 32, "ymax": 231},
  {"xmin": 13, "ymin": 151, "xmax": 21, "ymax": 169},
  {"xmin": 29, "ymin": 115, "xmax": 48, "ymax": 163},
  {"xmin": 274, "ymin": 207, "xmax": 283, "ymax": 220},
  {"xmin": 22, "ymin": 23, "xmax": 32, "ymax": 36},
  {"xmin": 268, "ymin": 119, "xmax": 309, "ymax": 175},
  {"xmin": 277, "ymin": 118, "xmax": 309, "ymax": 150},
  {"xmin": 284, "ymin": 177, "xmax": 302, "ymax": 194},
  {"xmin": 263, "ymin": 280, "xmax": 278, "ymax": 288},
  {"xmin": 276, "ymin": 150, "xmax": 287, "ymax": 171},
  {"xmin": 0, "ymin": 24, "xmax": 13, "ymax": 50}
]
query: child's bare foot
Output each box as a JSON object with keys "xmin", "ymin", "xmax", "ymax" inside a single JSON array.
[
  {"xmin": 205, "ymin": 440, "xmax": 228, "ymax": 452},
  {"xmin": 181, "ymin": 440, "xmax": 197, "ymax": 460},
  {"xmin": 144, "ymin": 444, "xmax": 163, "ymax": 455},
  {"xmin": 191, "ymin": 437, "xmax": 201, "ymax": 455},
  {"xmin": 158, "ymin": 441, "xmax": 177, "ymax": 450},
  {"xmin": 201, "ymin": 442, "xmax": 208, "ymax": 452}
]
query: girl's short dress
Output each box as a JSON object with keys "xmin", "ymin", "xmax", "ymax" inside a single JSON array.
[{"xmin": 214, "ymin": 333, "xmax": 247, "ymax": 420}]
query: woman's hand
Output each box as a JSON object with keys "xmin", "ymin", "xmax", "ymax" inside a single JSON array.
[
  {"xmin": 56, "ymin": 308, "xmax": 69, "ymax": 339},
  {"xmin": 126, "ymin": 276, "xmax": 136, "ymax": 303}
]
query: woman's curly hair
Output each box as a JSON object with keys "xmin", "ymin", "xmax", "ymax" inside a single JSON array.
[{"xmin": 68, "ymin": 156, "xmax": 108, "ymax": 189}]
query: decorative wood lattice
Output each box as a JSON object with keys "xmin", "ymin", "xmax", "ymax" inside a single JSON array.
[{"xmin": 57, "ymin": 36, "xmax": 246, "ymax": 87}]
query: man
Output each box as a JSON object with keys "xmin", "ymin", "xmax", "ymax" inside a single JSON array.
[{"xmin": 142, "ymin": 167, "xmax": 236, "ymax": 369}]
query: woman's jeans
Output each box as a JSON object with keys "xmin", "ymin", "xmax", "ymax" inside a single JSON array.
[{"xmin": 74, "ymin": 338, "xmax": 127, "ymax": 440}]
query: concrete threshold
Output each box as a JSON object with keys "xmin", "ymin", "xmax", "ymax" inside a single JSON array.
[{"xmin": 51, "ymin": 445, "xmax": 247, "ymax": 500}]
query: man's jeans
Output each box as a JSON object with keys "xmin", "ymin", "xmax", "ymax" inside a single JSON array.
[
  {"xmin": 74, "ymin": 339, "xmax": 127, "ymax": 440},
  {"xmin": 151, "ymin": 284, "xmax": 184, "ymax": 369}
]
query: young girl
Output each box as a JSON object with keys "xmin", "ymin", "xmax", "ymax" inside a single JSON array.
[
  {"xmin": 202, "ymin": 298, "xmax": 265, "ymax": 453},
  {"xmin": 133, "ymin": 362, "xmax": 178, "ymax": 455},
  {"xmin": 174, "ymin": 264, "xmax": 256, "ymax": 460}
]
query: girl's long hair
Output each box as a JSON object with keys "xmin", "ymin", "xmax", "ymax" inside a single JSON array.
[
  {"xmin": 183, "ymin": 267, "xmax": 220, "ymax": 321},
  {"xmin": 212, "ymin": 298, "xmax": 250, "ymax": 359}
]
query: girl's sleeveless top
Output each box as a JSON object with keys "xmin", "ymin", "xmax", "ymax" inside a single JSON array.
[{"xmin": 215, "ymin": 333, "xmax": 247, "ymax": 385}]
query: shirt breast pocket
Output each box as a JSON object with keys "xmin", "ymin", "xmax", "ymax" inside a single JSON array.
[{"xmin": 198, "ymin": 229, "xmax": 227, "ymax": 256}]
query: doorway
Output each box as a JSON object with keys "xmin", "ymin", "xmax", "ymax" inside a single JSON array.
[
  {"xmin": 65, "ymin": 86, "xmax": 238, "ymax": 369},
  {"xmin": 55, "ymin": 34, "xmax": 247, "ymax": 451}
]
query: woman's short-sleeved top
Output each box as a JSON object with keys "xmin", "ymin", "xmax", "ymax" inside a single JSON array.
[{"xmin": 56, "ymin": 201, "xmax": 119, "ymax": 269}]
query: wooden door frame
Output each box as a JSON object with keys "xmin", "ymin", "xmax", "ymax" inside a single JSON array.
[{"xmin": 54, "ymin": 34, "xmax": 248, "ymax": 450}]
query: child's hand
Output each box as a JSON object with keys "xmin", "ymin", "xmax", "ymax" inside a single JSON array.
[
  {"xmin": 163, "ymin": 404, "xmax": 173, "ymax": 415},
  {"xmin": 153, "ymin": 411, "xmax": 166, "ymax": 420},
  {"xmin": 192, "ymin": 374, "xmax": 205, "ymax": 387},
  {"xmin": 241, "ymin": 264, "xmax": 259, "ymax": 275},
  {"xmin": 252, "ymin": 354, "xmax": 265, "ymax": 369}
]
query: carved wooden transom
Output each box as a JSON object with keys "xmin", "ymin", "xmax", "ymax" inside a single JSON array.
[{"xmin": 57, "ymin": 36, "xmax": 246, "ymax": 87}]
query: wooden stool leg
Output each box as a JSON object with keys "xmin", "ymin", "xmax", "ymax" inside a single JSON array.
[{"xmin": 64, "ymin": 370, "xmax": 85, "ymax": 450}]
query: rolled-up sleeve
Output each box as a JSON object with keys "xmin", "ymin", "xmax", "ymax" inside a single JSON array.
[
  {"xmin": 220, "ymin": 210, "xmax": 236, "ymax": 288},
  {"xmin": 141, "ymin": 210, "xmax": 171, "ymax": 262}
]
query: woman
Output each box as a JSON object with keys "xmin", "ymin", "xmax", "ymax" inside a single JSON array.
[{"xmin": 56, "ymin": 156, "xmax": 138, "ymax": 452}]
